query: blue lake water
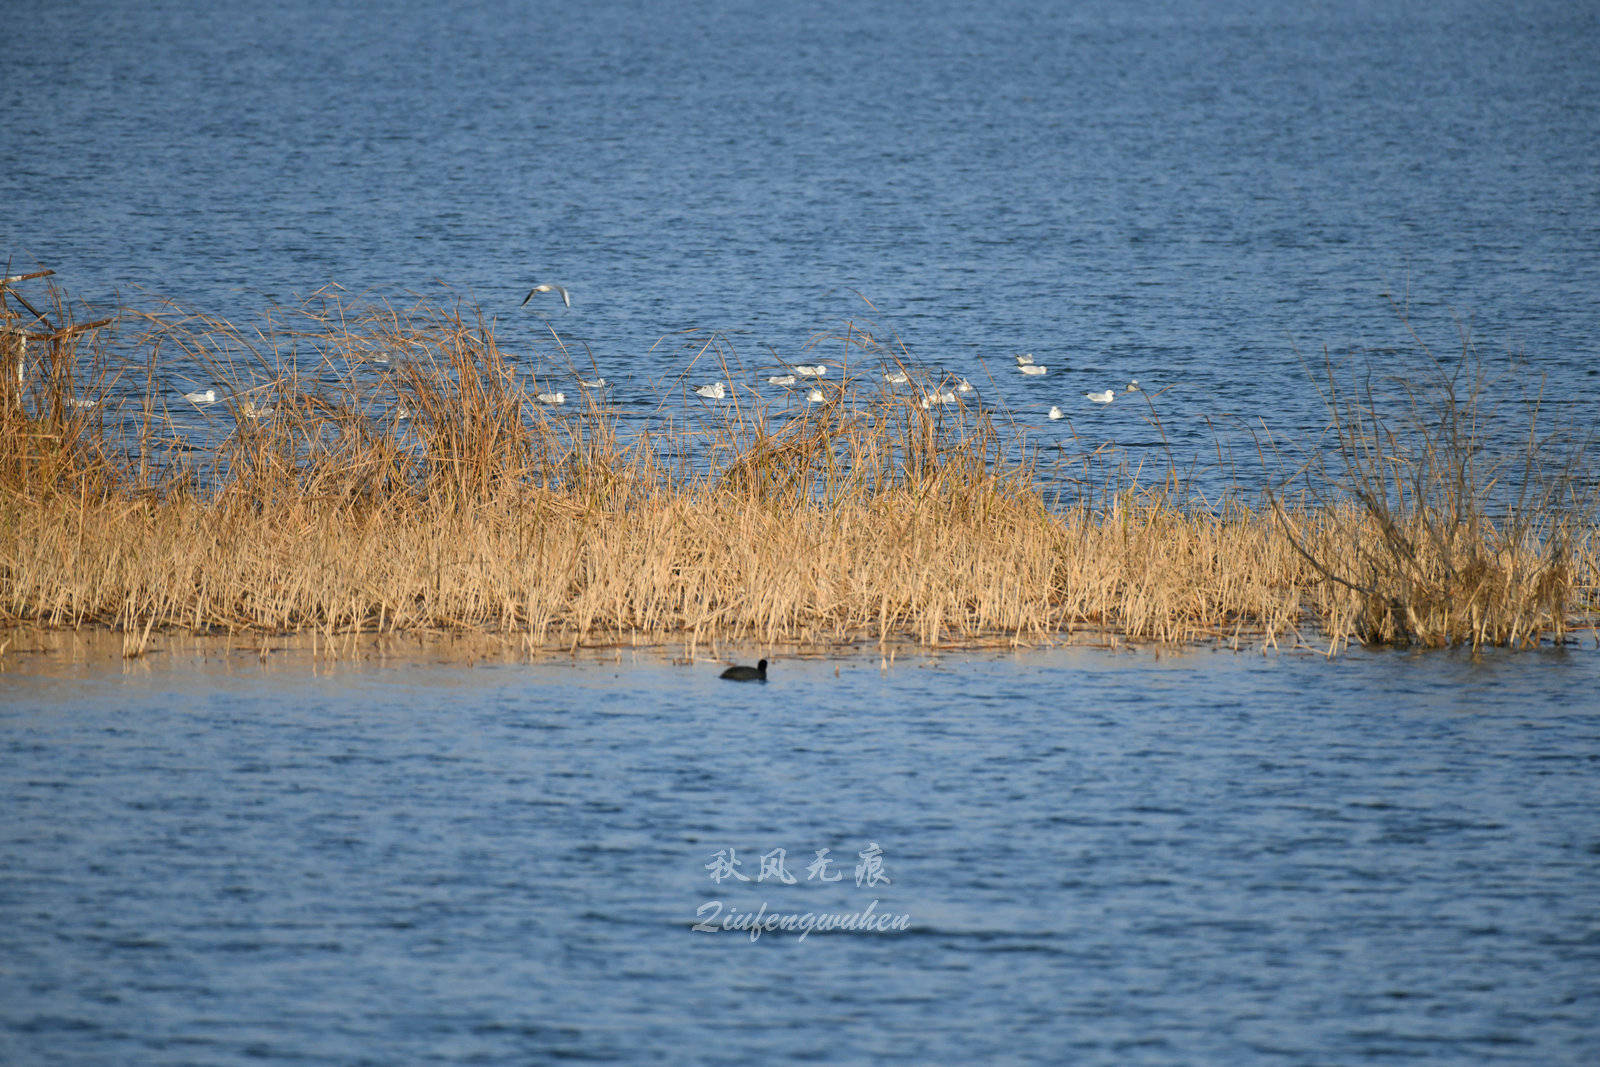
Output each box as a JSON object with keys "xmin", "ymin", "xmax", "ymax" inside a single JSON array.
[
  {"xmin": 5, "ymin": 0, "xmax": 1600, "ymax": 1060},
  {"xmin": 3, "ymin": 641, "xmax": 1600, "ymax": 1064}
]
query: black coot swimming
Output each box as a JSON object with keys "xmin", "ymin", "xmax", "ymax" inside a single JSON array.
[{"xmin": 720, "ymin": 659, "xmax": 768, "ymax": 682}]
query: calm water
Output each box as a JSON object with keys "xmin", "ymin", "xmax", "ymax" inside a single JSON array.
[
  {"xmin": 3, "ymin": 643, "xmax": 1599, "ymax": 1064},
  {"xmin": 5, "ymin": 0, "xmax": 1599, "ymax": 490},
  {"xmin": 6, "ymin": 1, "xmax": 1600, "ymax": 1060}
]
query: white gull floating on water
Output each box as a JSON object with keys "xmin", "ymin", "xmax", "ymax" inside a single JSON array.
[
  {"xmin": 183, "ymin": 388, "xmax": 216, "ymax": 404},
  {"xmin": 806, "ymin": 387, "xmax": 826, "ymax": 404},
  {"xmin": 883, "ymin": 369, "xmax": 909, "ymax": 384},
  {"xmin": 694, "ymin": 381, "xmax": 726, "ymax": 400},
  {"xmin": 766, "ymin": 374, "xmax": 797, "ymax": 386},
  {"xmin": 536, "ymin": 391, "xmax": 566, "ymax": 405},
  {"xmin": 1019, "ymin": 365, "xmax": 1047, "ymax": 376},
  {"xmin": 793, "ymin": 364, "xmax": 827, "ymax": 377},
  {"xmin": 1048, "ymin": 406, "xmax": 1064, "ymax": 420},
  {"xmin": 1085, "ymin": 389, "xmax": 1115, "ymax": 404}
]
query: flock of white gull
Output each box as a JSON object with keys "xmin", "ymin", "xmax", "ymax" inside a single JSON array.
[
  {"xmin": 109, "ymin": 287, "xmax": 1140, "ymax": 421},
  {"xmin": 162, "ymin": 354, "xmax": 1139, "ymax": 419}
]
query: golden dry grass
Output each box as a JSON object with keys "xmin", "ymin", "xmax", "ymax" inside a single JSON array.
[{"xmin": 2, "ymin": 281, "xmax": 1595, "ymax": 655}]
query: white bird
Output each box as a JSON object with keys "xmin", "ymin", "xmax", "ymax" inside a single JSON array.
[
  {"xmin": 1015, "ymin": 353, "xmax": 1035, "ymax": 366},
  {"xmin": 394, "ymin": 406, "xmax": 411, "ymax": 420},
  {"xmin": 766, "ymin": 374, "xmax": 797, "ymax": 386},
  {"xmin": 578, "ymin": 378, "xmax": 607, "ymax": 389},
  {"xmin": 1019, "ymin": 365, "xmax": 1047, "ymax": 376},
  {"xmin": 521, "ymin": 283, "xmax": 571, "ymax": 309},
  {"xmin": 694, "ymin": 382, "xmax": 726, "ymax": 400},
  {"xmin": 1085, "ymin": 390, "xmax": 1115, "ymax": 404},
  {"xmin": 955, "ymin": 378, "xmax": 974, "ymax": 393},
  {"xmin": 68, "ymin": 397, "xmax": 99, "ymax": 409},
  {"xmin": 920, "ymin": 390, "xmax": 957, "ymax": 409},
  {"xmin": 241, "ymin": 401, "xmax": 274, "ymax": 419},
  {"xmin": 183, "ymin": 388, "xmax": 216, "ymax": 404},
  {"xmin": 883, "ymin": 370, "xmax": 909, "ymax": 384},
  {"xmin": 806, "ymin": 387, "xmax": 826, "ymax": 404},
  {"xmin": 1125, "ymin": 379, "xmax": 1141, "ymax": 392},
  {"xmin": 1048, "ymin": 406, "xmax": 1064, "ymax": 420},
  {"xmin": 535, "ymin": 391, "xmax": 566, "ymax": 405},
  {"xmin": 793, "ymin": 364, "xmax": 827, "ymax": 377}
]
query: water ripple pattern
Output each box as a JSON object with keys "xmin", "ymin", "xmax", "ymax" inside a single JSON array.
[{"xmin": 3, "ymin": 647, "xmax": 1599, "ymax": 1063}]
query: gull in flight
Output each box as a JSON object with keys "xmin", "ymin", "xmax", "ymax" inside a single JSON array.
[
  {"xmin": 521, "ymin": 283, "xmax": 571, "ymax": 309},
  {"xmin": 1048, "ymin": 406, "xmax": 1064, "ymax": 420},
  {"xmin": 183, "ymin": 388, "xmax": 216, "ymax": 404},
  {"xmin": 1019, "ymin": 364, "xmax": 1047, "ymax": 376},
  {"xmin": 536, "ymin": 391, "xmax": 566, "ymax": 405},
  {"xmin": 1085, "ymin": 389, "xmax": 1115, "ymax": 404},
  {"xmin": 695, "ymin": 381, "xmax": 726, "ymax": 400},
  {"xmin": 766, "ymin": 374, "xmax": 797, "ymax": 386}
]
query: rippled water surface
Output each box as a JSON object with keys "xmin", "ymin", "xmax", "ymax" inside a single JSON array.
[{"xmin": 3, "ymin": 641, "xmax": 1599, "ymax": 1064}]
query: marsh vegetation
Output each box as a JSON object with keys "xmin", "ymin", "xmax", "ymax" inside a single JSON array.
[{"xmin": 3, "ymin": 276, "xmax": 1594, "ymax": 655}]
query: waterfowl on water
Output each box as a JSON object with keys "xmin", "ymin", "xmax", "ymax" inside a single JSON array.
[
  {"xmin": 694, "ymin": 381, "xmax": 726, "ymax": 400},
  {"xmin": 806, "ymin": 387, "xmax": 826, "ymax": 403},
  {"xmin": 884, "ymin": 369, "xmax": 910, "ymax": 384},
  {"xmin": 521, "ymin": 282, "xmax": 571, "ymax": 309},
  {"xmin": 183, "ymin": 388, "xmax": 216, "ymax": 404},
  {"xmin": 1048, "ymin": 405, "xmax": 1064, "ymax": 420},
  {"xmin": 1015, "ymin": 353, "xmax": 1035, "ymax": 366},
  {"xmin": 536, "ymin": 391, "xmax": 566, "ymax": 405},
  {"xmin": 767, "ymin": 374, "xmax": 797, "ymax": 385},
  {"xmin": 1019, "ymin": 364, "xmax": 1047, "ymax": 376},
  {"xmin": 793, "ymin": 364, "xmax": 827, "ymax": 377},
  {"xmin": 1085, "ymin": 389, "xmax": 1115, "ymax": 404},
  {"xmin": 1125, "ymin": 379, "xmax": 1141, "ymax": 392},
  {"xmin": 720, "ymin": 659, "xmax": 768, "ymax": 681}
]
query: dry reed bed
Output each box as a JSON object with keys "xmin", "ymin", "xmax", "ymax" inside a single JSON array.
[{"xmin": 2, "ymin": 283, "xmax": 1595, "ymax": 654}]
